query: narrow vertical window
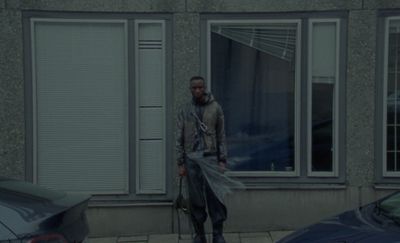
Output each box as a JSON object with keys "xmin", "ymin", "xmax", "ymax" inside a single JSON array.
[
  {"xmin": 384, "ymin": 18, "xmax": 400, "ymax": 176},
  {"xmin": 308, "ymin": 20, "xmax": 339, "ymax": 176},
  {"xmin": 135, "ymin": 21, "xmax": 166, "ymax": 193}
]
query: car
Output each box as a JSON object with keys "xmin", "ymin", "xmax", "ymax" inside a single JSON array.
[
  {"xmin": 228, "ymin": 119, "xmax": 332, "ymax": 172},
  {"xmin": 278, "ymin": 191, "xmax": 400, "ymax": 242},
  {"xmin": 0, "ymin": 177, "xmax": 91, "ymax": 243}
]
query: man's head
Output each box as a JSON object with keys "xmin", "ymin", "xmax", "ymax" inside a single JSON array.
[{"xmin": 190, "ymin": 76, "xmax": 206, "ymax": 102}]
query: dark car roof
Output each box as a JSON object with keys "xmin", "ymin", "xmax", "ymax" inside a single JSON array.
[
  {"xmin": 289, "ymin": 213, "xmax": 400, "ymax": 242},
  {"xmin": 0, "ymin": 178, "xmax": 90, "ymax": 237},
  {"xmin": 278, "ymin": 205, "xmax": 400, "ymax": 243}
]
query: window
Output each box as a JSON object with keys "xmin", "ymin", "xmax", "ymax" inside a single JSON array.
[
  {"xmin": 207, "ymin": 17, "xmax": 343, "ymax": 178},
  {"xmin": 209, "ymin": 20, "xmax": 300, "ymax": 176},
  {"xmin": 135, "ymin": 21, "xmax": 167, "ymax": 194},
  {"xmin": 383, "ymin": 17, "xmax": 400, "ymax": 177},
  {"xmin": 27, "ymin": 17, "xmax": 168, "ymax": 196},
  {"xmin": 308, "ymin": 19, "xmax": 340, "ymax": 177}
]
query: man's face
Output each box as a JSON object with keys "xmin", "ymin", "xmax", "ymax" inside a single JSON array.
[{"xmin": 190, "ymin": 79, "xmax": 206, "ymax": 100}]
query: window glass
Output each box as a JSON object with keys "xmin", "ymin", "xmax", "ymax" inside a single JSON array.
[
  {"xmin": 310, "ymin": 22, "xmax": 337, "ymax": 173},
  {"xmin": 211, "ymin": 22, "xmax": 298, "ymax": 172},
  {"xmin": 311, "ymin": 84, "xmax": 333, "ymax": 171}
]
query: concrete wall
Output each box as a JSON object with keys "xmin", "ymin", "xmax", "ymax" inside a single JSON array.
[
  {"xmin": 1, "ymin": 0, "xmax": 399, "ymax": 237},
  {"xmin": 86, "ymin": 187, "xmax": 389, "ymax": 237},
  {"xmin": 86, "ymin": 204, "xmax": 174, "ymax": 236},
  {"xmin": 0, "ymin": 2, "xmax": 25, "ymax": 180}
]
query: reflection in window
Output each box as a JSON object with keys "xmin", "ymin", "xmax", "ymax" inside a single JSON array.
[
  {"xmin": 386, "ymin": 19, "xmax": 400, "ymax": 172},
  {"xmin": 309, "ymin": 21, "xmax": 338, "ymax": 173},
  {"xmin": 210, "ymin": 22, "xmax": 298, "ymax": 172}
]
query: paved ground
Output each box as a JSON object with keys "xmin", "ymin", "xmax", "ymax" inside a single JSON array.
[{"xmin": 88, "ymin": 231, "xmax": 293, "ymax": 243}]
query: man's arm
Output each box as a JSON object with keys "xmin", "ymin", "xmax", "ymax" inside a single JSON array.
[
  {"xmin": 216, "ymin": 104, "xmax": 227, "ymax": 164},
  {"xmin": 176, "ymin": 109, "xmax": 187, "ymax": 176}
]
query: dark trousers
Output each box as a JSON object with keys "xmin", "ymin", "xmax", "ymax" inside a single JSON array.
[{"xmin": 186, "ymin": 162, "xmax": 227, "ymax": 231}]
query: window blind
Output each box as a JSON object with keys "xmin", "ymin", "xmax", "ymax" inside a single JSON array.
[
  {"xmin": 311, "ymin": 22, "xmax": 337, "ymax": 84},
  {"xmin": 211, "ymin": 23, "xmax": 297, "ymax": 62},
  {"xmin": 33, "ymin": 20, "xmax": 129, "ymax": 194}
]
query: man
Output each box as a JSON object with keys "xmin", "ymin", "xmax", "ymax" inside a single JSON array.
[{"xmin": 176, "ymin": 76, "xmax": 227, "ymax": 243}]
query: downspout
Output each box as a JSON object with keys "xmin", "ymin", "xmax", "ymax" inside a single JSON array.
[{"xmin": 185, "ymin": 0, "xmax": 187, "ymax": 12}]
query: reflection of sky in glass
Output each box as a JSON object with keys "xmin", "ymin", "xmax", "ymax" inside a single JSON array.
[{"xmin": 311, "ymin": 84, "xmax": 333, "ymax": 172}]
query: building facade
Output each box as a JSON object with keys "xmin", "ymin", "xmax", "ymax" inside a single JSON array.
[{"xmin": 1, "ymin": 0, "xmax": 400, "ymax": 237}]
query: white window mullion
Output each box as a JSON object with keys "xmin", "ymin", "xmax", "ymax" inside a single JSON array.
[
  {"xmin": 333, "ymin": 19, "xmax": 340, "ymax": 177},
  {"xmin": 295, "ymin": 20, "xmax": 302, "ymax": 177},
  {"xmin": 383, "ymin": 17, "xmax": 390, "ymax": 176},
  {"xmin": 394, "ymin": 33, "xmax": 399, "ymax": 172},
  {"xmin": 31, "ymin": 19, "xmax": 38, "ymax": 184}
]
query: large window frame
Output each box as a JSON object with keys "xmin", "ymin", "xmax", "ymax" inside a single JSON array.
[
  {"xmin": 30, "ymin": 18, "xmax": 130, "ymax": 195},
  {"xmin": 381, "ymin": 16, "xmax": 400, "ymax": 178},
  {"xmin": 307, "ymin": 19, "xmax": 341, "ymax": 177},
  {"xmin": 23, "ymin": 12, "xmax": 173, "ymax": 201},
  {"xmin": 206, "ymin": 19, "xmax": 302, "ymax": 178},
  {"xmin": 202, "ymin": 14, "xmax": 347, "ymax": 183}
]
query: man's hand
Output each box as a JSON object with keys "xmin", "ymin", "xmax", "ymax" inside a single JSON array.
[
  {"xmin": 219, "ymin": 162, "xmax": 226, "ymax": 173},
  {"xmin": 178, "ymin": 165, "xmax": 187, "ymax": 177}
]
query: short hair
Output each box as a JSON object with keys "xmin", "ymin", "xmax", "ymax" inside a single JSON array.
[
  {"xmin": 190, "ymin": 76, "xmax": 205, "ymax": 83},
  {"xmin": 190, "ymin": 76, "xmax": 206, "ymax": 86}
]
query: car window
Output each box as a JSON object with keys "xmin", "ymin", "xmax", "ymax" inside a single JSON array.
[{"xmin": 379, "ymin": 192, "xmax": 400, "ymax": 220}]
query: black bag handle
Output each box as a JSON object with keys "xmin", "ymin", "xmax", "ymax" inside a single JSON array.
[
  {"xmin": 175, "ymin": 176, "xmax": 189, "ymax": 239},
  {"xmin": 175, "ymin": 177, "xmax": 189, "ymax": 213}
]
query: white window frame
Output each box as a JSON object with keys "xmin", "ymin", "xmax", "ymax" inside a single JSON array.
[
  {"xmin": 207, "ymin": 19, "xmax": 302, "ymax": 177},
  {"xmin": 30, "ymin": 18, "xmax": 130, "ymax": 194},
  {"xmin": 307, "ymin": 19, "xmax": 340, "ymax": 177},
  {"xmin": 134, "ymin": 20, "xmax": 167, "ymax": 193},
  {"xmin": 383, "ymin": 16, "xmax": 400, "ymax": 177}
]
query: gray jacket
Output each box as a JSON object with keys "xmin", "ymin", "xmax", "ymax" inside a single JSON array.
[{"xmin": 176, "ymin": 93, "xmax": 227, "ymax": 166}]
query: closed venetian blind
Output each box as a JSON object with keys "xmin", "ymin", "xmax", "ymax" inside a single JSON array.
[
  {"xmin": 310, "ymin": 22, "xmax": 337, "ymax": 84},
  {"xmin": 211, "ymin": 23, "xmax": 297, "ymax": 62},
  {"xmin": 33, "ymin": 20, "xmax": 129, "ymax": 194}
]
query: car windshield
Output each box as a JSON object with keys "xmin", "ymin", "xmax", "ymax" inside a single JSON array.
[{"xmin": 378, "ymin": 192, "xmax": 400, "ymax": 224}]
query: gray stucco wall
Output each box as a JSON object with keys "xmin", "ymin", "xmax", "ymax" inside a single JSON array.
[
  {"xmin": 1, "ymin": 0, "xmax": 399, "ymax": 237},
  {"xmin": 346, "ymin": 10, "xmax": 377, "ymax": 187},
  {"xmin": 173, "ymin": 13, "xmax": 200, "ymax": 112},
  {"xmin": 187, "ymin": 0, "xmax": 362, "ymax": 12},
  {"xmin": 0, "ymin": 6, "xmax": 24, "ymax": 180},
  {"xmin": 6, "ymin": 0, "xmax": 185, "ymax": 12}
]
